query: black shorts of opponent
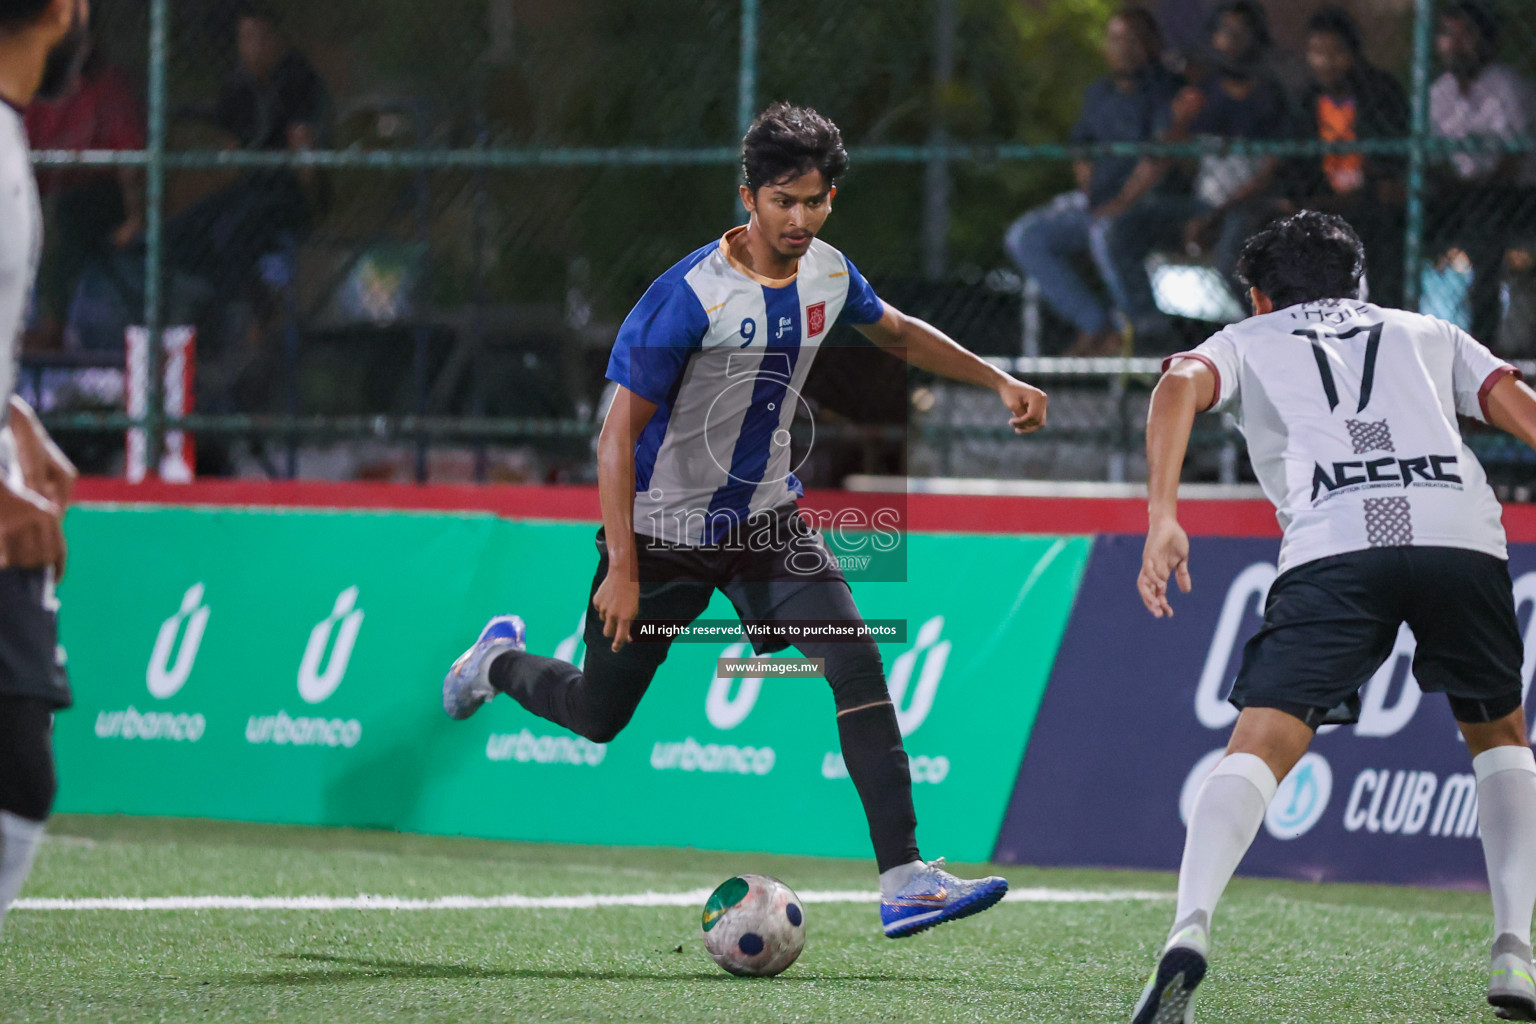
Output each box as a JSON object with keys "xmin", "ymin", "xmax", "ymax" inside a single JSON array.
[
  {"xmin": 0, "ymin": 569, "xmax": 68, "ymax": 709},
  {"xmin": 1229, "ymin": 546, "xmax": 1523, "ymax": 728}
]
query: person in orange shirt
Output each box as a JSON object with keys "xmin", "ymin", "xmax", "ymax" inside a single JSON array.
[{"xmin": 1286, "ymin": 6, "xmax": 1409, "ymax": 308}]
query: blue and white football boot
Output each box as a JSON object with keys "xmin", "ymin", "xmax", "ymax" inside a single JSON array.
[
  {"xmin": 880, "ymin": 858, "xmax": 1009, "ymax": 938},
  {"xmin": 442, "ymin": 615, "xmax": 525, "ymax": 720}
]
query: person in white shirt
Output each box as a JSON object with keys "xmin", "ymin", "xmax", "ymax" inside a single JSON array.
[
  {"xmin": 1132, "ymin": 211, "xmax": 1536, "ymax": 1023},
  {"xmin": 1427, "ymin": 0, "xmax": 1536, "ymax": 347},
  {"xmin": 0, "ymin": 0, "xmax": 86, "ymax": 937}
]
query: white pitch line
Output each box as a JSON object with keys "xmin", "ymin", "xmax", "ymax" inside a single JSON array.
[{"xmin": 13, "ymin": 888, "xmax": 1169, "ymax": 912}]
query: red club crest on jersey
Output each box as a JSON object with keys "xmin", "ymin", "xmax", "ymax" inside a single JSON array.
[{"xmin": 806, "ymin": 301, "xmax": 827, "ymax": 338}]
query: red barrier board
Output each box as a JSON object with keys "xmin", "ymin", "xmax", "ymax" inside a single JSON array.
[{"xmin": 72, "ymin": 477, "xmax": 1536, "ymax": 542}]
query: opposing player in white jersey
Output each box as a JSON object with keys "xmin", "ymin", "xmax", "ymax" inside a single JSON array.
[
  {"xmin": 1132, "ymin": 210, "xmax": 1536, "ymax": 1022},
  {"xmin": 443, "ymin": 103, "xmax": 1048, "ymax": 938},
  {"xmin": 0, "ymin": 0, "xmax": 87, "ymax": 935}
]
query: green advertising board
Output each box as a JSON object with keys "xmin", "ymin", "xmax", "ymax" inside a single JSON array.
[{"xmin": 54, "ymin": 505, "xmax": 1087, "ymax": 862}]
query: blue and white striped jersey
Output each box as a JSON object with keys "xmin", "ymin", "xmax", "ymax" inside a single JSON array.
[{"xmin": 606, "ymin": 227, "xmax": 884, "ymax": 545}]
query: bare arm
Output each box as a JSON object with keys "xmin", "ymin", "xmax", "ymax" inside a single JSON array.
[
  {"xmin": 855, "ymin": 303, "xmax": 1048, "ymax": 434},
  {"xmin": 591, "ymin": 385, "xmax": 658, "ymax": 651},
  {"xmin": 1073, "ymin": 160, "xmax": 1093, "ymax": 196},
  {"xmin": 1094, "ymin": 158, "xmax": 1168, "ymax": 220},
  {"xmin": 0, "ymin": 399, "xmax": 68, "ymax": 578},
  {"xmin": 112, "ymin": 167, "xmax": 146, "ymax": 247},
  {"xmin": 1138, "ymin": 359, "xmax": 1217, "ymax": 617},
  {"xmin": 1486, "ymin": 374, "xmax": 1536, "ymax": 450},
  {"xmin": 9, "ymin": 397, "xmax": 75, "ymax": 508}
]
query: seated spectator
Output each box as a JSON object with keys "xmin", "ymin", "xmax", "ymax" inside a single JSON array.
[
  {"xmin": 1426, "ymin": 0, "xmax": 1536, "ymax": 347},
  {"xmin": 164, "ymin": 2, "xmax": 328, "ymax": 313},
  {"xmin": 1288, "ymin": 6, "xmax": 1409, "ymax": 307},
  {"xmin": 23, "ymin": 40, "xmax": 144, "ymax": 350},
  {"xmin": 1004, "ymin": 6, "xmax": 1179, "ymax": 356},
  {"xmin": 1104, "ymin": 0, "xmax": 1297, "ymax": 346}
]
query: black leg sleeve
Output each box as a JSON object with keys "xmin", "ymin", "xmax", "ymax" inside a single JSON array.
[
  {"xmin": 833, "ymin": 698, "xmax": 922, "ymax": 873},
  {"xmin": 488, "ymin": 543, "xmax": 714, "ymax": 745},
  {"xmin": 785, "ymin": 582, "xmax": 921, "ymax": 873}
]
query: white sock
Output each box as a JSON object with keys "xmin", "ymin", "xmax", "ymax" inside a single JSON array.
[
  {"xmin": 1474, "ymin": 745, "xmax": 1536, "ymax": 947},
  {"xmin": 0, "ymin": 811, "xmax": 46, "ymax": 936},
  {"xmin": 1172, "ymin": 752, "xmax": 1277, "ymax": 941},
  {"xmin": 879, "ymin": 859, "xmax": 924, "ymax": 901}
]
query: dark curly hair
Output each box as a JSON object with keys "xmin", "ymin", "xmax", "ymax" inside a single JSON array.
[
  {"xmin": 1442, "ymin": 1, "xmax": 1501, "ymax": 61},
  {"xmin": 1114, "ymin": 5, "xmax": 1165, "ymax": 65},
  {"xmin": 1236, "ymin": 211, "xmax": 1367, "ymax": 309},
  {"xmin": 1307, "ymin": 5, "xmax": 1364, "ymax": 57},
  {"xmin": 1209, "ymin": 0, "xmax": 1272, "ymax": 49},
  {"xmin": 0, "ymin": 0, "xmax": 51, "ymax": 30},
  {"xmin": 741, "ymin": 103, "xmax": 850, "ymax": 193}
]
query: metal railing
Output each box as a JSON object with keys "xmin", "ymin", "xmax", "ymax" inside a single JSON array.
[{"xmin": 23, "ymin": 0, "xmax": 1536, "ymax": 483}]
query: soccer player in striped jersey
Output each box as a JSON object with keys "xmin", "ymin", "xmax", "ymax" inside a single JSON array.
[
  {"xmin": 444, "ymin": 103, "xmax": 1048, "ymax": 938},
  {"xmin": 0, "ymin": 0, "xmax": 87, "ymax": 935}
]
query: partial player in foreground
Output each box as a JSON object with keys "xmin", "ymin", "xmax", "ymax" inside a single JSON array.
[
  {"xmin": 443, "ymin": 103, "xmax": 1048, "ymax": 938},
  {"xmin": 1133, "ymin": 210, "xmax": 1536, "ymax": 1022},
  {"xmin": 0, "ymin": 0, "xmax": 85, "ymax": 934}
]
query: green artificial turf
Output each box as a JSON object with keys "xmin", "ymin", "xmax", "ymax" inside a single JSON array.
[{"xmin": 0, "ymin": 815, "xmax": 1503, "ymax": 1023}]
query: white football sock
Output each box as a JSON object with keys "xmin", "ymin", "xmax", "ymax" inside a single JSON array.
[
  {"xmin": 1172, "ymin": 752, "xmax": 1277, "ymax": 942},
  {"xmin": 0, "ymin": 811, "xmax": 46, "ymax": 936},
  {"xmin": 1474, "ymin": 745, "xmax": 1536, "ymax": 947},
  {"xmin": 879, "ymin": 859, "xmax": 924, "ymax": 901}
]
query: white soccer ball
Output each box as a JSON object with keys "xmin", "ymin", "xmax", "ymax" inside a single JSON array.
[{"xmin": 700, "ymin": 874, "xmax": 806, "ymax": 977}]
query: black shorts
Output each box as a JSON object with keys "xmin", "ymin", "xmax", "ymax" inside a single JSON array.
[
  {"xmin": 591, "ymin": 503, "xmax": 851, "ymax": 663},
  {"xmin": 0, "ymin": 569, "xmax": 69, "ymax": 710},
  {"xmin": 1229, "ymin": 547, "xmax": 1523, "ymax": 727}
]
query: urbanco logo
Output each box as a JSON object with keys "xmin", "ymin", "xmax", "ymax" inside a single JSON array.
[
  {"xmin": 298, "ymin": 586, "xmax": 365, "ymax": 704},
  {"xmin": 706, "ymin": 642, "xmax": 762, "ymax": 730},
  {"xmin": 553, "ymin": 610, "xmax": 587, "ymax": 669},
  {"xmin": 888, "ymin": 615, "xmax": 949, "ymax": 737},
  {"xmin": 147, "ymin": 583, "xmax": 210, "ymax": 699}
]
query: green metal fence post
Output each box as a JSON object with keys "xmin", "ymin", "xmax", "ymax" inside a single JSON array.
[
  {"xmin": 923, "ymin": 0, "xmax": 957, "ymax": 281},
  {"xmin": 143, "ymin": 0, "xmax": 169, "ymax": 476},
  {"xmin": 1403, "ymin": 0, "xmax": 1434, "ymax": 310},
  {"xmin": 736, "ymin": 0, "xmax": 758, "ymax": 221}
]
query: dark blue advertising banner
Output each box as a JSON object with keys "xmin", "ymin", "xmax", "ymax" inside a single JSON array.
[{"xmin": 995, "ymin": 534, "xmax": 1536, "ymax": 888}]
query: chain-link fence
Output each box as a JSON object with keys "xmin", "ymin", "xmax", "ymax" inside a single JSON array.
[{"xmin": 19, "ymin": 0, "xmax": 1536, "ymax": 492}]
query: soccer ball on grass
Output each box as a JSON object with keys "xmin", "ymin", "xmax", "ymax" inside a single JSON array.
[{"xmin": 700, "ymin": 874, "xmax": 806, "ymax": 977}]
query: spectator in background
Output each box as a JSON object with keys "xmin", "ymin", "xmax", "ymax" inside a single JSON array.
[
  {"xmin": 1004, "ymin": 6, "xmax": 1179, "ymax": 356},
  {"xmin": 164, "ymin": 2, "xmax": 327, "ymax": 310},
  {"xmin": 1427, "ymin": 0, "xmax": 1536, "ymax": 347},
  {"xmin": 1104, "ymin": 0, "xmax": 1296, "ymax": 344},
  {"xmin": 22, "ymin": 39, "xmax": 144, "ymax": 350},
  {"xmin": 1288, "ymin": 6, "xmax": 1409, "ymax": 308}
]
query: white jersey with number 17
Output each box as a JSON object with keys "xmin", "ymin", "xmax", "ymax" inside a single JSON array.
[{"xmin": 1167, "ymin": 298, "xmax": 1520, "ymax": 575}]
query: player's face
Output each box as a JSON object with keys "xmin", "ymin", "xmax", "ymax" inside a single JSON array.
[
  {"xmin": 743, "ymin": 170, "xmax": 835, "ymax": 260},
  {"xmin": 1306, "ymin": 31, "xmax": 1354, "ymax": 92},
  {"xmin": 1103, "ymin": 16, "xmax": 1147, "ymax": 76}
]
